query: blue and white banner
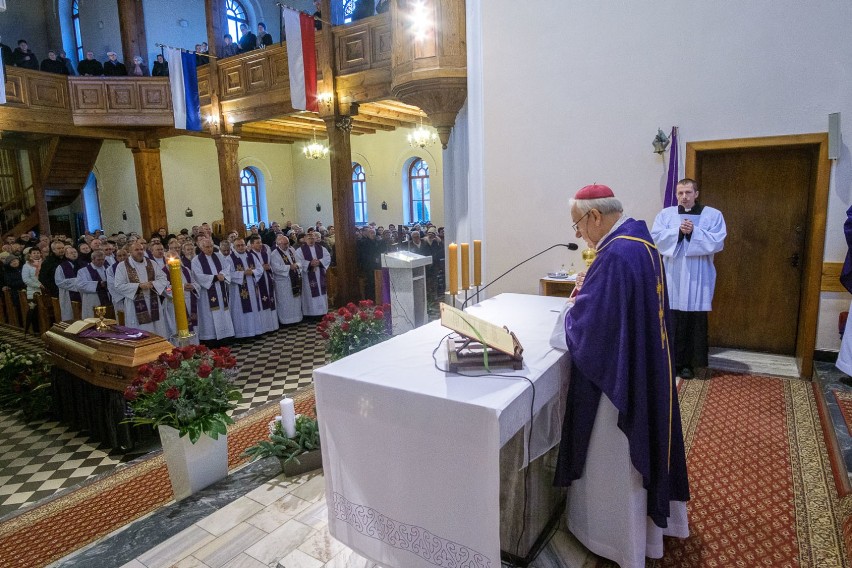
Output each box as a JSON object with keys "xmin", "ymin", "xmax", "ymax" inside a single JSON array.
[{"xmin": 166, "ymin": 48, "xmax": 201, "ymax": 131}]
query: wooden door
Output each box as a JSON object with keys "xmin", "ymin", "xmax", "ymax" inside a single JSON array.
[{"xmin": 696, "ymin": 146, "xmax": 815, "ymax": 354}]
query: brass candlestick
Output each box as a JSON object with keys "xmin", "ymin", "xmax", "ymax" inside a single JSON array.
[{"xmin": 93, "ymin": 305, "xmax": 109, "ymax": 330}]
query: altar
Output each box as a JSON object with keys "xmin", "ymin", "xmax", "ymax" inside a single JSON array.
[{"xmin": 314, "ymin": 293, "xmax": 571, "ymax": 568}]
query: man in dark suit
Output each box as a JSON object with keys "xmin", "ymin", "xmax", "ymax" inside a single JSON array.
[
  {"xmin": 238, "ymin": 23, "xmax": 257, "ymax": 53},
  {"xmin": 103, "ymin": 51, "xmax": 128, "ymax": 76},
  {"xmin": 78, "ymin": 51, "xmax": 104, "ymax": 76},
  {"xmin": 12, "ymin": 40, "xmax": 38, "ymax": 70}
]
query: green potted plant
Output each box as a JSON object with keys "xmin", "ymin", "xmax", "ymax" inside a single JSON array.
[
  {"xmin": 317, "ymin": 300, "xmax": 391, "ymax": 361},
  {"xmin": 123, "ymin": 345, "xmax": 241, "ymax": 499},
  {"xmin": 0, "ymin": 343, "xmax": 52, "ymax": 422},
  {"xmin": 243, "ymin": 414, "xmax": 322, "ymax": 476}
]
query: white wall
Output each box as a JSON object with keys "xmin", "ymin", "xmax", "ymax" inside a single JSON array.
[
  {"xmin": 464, "ymin": 0, "xmax": 852, "ymax": 351},
  {"xmin": 77, "ymin": 0, "xmax": 122, "ymax": 60},
  {"xmin": 141, "ymin": 0, "xmax": 207, "ymax": 66},
  {"xmin": 0, "ymin": 4, "xmax": 50, "ymax": 60}
]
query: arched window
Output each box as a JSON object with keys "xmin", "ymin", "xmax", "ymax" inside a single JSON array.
[
  {"xmin": 226, "ymin": 0, "xmax": 249, "ymax": 43},
  {"xmin": 352, "ymin": 162, "xmax": 367, "ymax": 224},
  {"xmin": 240, "ymin": 167, "xmax": 260, "ymax": 227},
  {"xmin": 72, "ymin": 0, "xmax": 84, "ymax": 61},
  {"xmin": 408, "ymin": 158, "xmax": 431, "ymax": 223}
]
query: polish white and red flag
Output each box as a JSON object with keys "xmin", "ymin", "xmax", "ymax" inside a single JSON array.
[{"xmin": 282, "ymin": 7, "xmax": 318, "ymax": 112}]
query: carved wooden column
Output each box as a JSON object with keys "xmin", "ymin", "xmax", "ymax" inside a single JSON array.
[
  {"xmin": 126, "ymin": 139, "xmax": 167, "ymax": 237},
  {"xmin": 117, "ymin": 0, "xmax": 148, "ymax": 64},
  {"xmin": 391, "ymin": 0, "xmax": 467, "ymax": 148},
  {"xmin": 27, "ymin": 146, "xmax": 50, "ymax": 236},
  {"xmin": 204, "ymin": 0, "xmax": 227, "ymax": 130},
  {"xmin": 323, "ymin": 116, "xmax": 360, "ymax": 306},
  {"xmin": 214, "ymin": 135, "xmax": 244, "ymax": 236}
]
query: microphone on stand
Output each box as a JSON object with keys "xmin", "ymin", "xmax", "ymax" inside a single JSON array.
[{"xmin": 459, "ymin": 243, "xmax": 579, "ymax": 309}]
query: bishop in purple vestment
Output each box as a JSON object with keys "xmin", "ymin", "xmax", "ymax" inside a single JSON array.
[{"xmin": 553, "ymin": 184, "xmax": 690, "ymax": 567}]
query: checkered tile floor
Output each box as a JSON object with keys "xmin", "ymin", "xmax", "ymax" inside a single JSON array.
[{"xmin": 0, "ymin": 320, "xmax": 327, "ymax": 520}]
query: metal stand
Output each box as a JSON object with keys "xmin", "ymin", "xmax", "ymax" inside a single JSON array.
[
  {"xmin": 445, "ymin": 291, "xmax": 458, "ymax": 308},
  {"xmin": 171, "ymin": 331, "xmax": 197, "ymax": 347}
]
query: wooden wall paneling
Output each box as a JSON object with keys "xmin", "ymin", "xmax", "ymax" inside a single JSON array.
[
  {"xmin": 337, "ymin": 25, "xmax": 371, "ymax": 73},
  {"xmin": 219, "ymin": 63, "xmax": 246, "ymax": 99},
  {"xmin": 244, "ymin": 55, "xmax": 271, "ymax": 94},
  {"xmin": 70, "ymin": 80, "xmax": 107, "ymax": 111},
  {"xmin": 106, "ymin": 82, "xmax": 139, "ymax": 111},
  {"xmin": 373, "ymin": 24, "xmax": 392, "ymax": 64},
  {"xmin": 4, "ymin": 72, "xmax": 25, "ymax": 105},
  {"xmin": 269, "ymin": 50, "xmax": 290, "ymax": 87},
  {"xmin": 138, "ymin": 81, "xmax": 170, "ymax": 110},
  {"xmin": 26, "ymin": 75, "xmax": 68, "ymax": 109}
]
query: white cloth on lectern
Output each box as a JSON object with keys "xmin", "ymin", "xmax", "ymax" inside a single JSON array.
[{"xmin": 566, "ymin": 395, "xmax": 688, "ymax": 568}]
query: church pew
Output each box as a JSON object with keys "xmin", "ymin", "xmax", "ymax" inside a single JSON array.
[
  {"xmin": 51, "ymin": 297, "xmax": 62, "ymax": 322},
  {"xmin": 35, "ymin": 293, "xmax": 53, "ymax": 335},
  {"xmin": 3, "ymin": 287, "xmax": 20, "ymax": 327},
  {"xmin": 71, "ymin": 301, "xmax": 82, "ymax": 321}
]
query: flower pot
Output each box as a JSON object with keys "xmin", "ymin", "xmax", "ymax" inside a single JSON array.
[
  {"xmin": 279, "ymin": 449, "xmax": 323, "ymax": 477},
  {"xmin": 158, "ymin": 425, "xmax": 228, "ymax": 500}
]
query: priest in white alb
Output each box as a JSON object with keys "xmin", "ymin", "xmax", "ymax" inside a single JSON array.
[
  {"xmin": 248, "ymin": 235, "xmax": 280, "ymax": 333},
  {"xmin": 270, "ymin": 233, "xmax": 303, "ymax": 325},
  {"xmin": 76, "ymin": 250, "xmax": 111, "ymax": 319},
  {"xmin": 113, "ymin": 242, "xmax": 169, "ymax": 336},
  {"xmin": 651, "ymin": 178, "xmax": 727, "ymax": 379},
  {"xmin": 191, "ymin": 237, "xmax": 234, "ymax": 343},
  {"xmin": 227, "ymin": 238, "xmax": 265, "ymax": 338},
  {"xmin": 295, "ymin": 231, "xmax": 331, "ymax": 317}
]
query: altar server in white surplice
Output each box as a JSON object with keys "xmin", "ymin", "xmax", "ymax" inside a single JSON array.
[
  {"xmin": 113, "ymin": 242, "xmax": 170, "ymax": 336},
  {"xmin": 248, "ymin": 235, "xmax": 280, "ymax": 333},
  {"xmin": 651, "ymin": 178, "xmax": 726, "ymax": 380},
  {"xmin": 191, "ymin": 238, "xmax": 235, "ymax": 342},
  {"xmin": 55, "ymin": 246, "xmax": 80, "ymax": 321},
  {"xmin": 227, "ymin": 238, "xmax": 265, "ymax": 338},
  {"xmin": 76, "ymin": 250, "xmax": 111, "ymax": 319},
  {"xmin": 295, "ymin": 231, "xmax": 331, "ymax": 316},
  {"xmin": 270, "ymin": 234, "xmax": 303, "ymax": 325}
]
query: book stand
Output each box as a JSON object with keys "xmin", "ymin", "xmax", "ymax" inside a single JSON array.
[{"xmin": 440, "ymin": 303, "xmax": 524, "ymax": 372}]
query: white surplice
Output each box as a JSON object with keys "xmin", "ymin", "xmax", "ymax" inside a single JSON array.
[
  {"xmin": 227, "ymin": 251, "xmax": 264, "ymax": 338},
  {"xmin": 270, "ymin": 245, "xmax": 303, "ymax": 324},
  {"xmin": 190, "ymin": 253, "xmax": 235, "ymax": 341},
  {"xmin": 76, "ymin": 263, "xmax": 109, "ymax": 319},
  {"xmin": 54, "ymin": 262, "xmax": 78, "ymax": 321},
  {"xmin": 650, "ymin": 205, "xmax": 726, "ymax": 311},
  {"xmin": 295, "ymin": 244, "xmax": 331, "ymax": 316},
  {"xmin": 106, "ymin": 262, "xmax": 123, "ymax": 314},
  {"xmin": 113, "ymin": 257, "xmax": 170, "ymax": 336},
  {"xmin": 251, "ymin": 245, "xmax": 280, "ymax": 333}
]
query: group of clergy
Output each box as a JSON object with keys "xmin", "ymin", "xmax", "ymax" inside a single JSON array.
[{"xmin": 53, "ymin": 232, "xmax": 331, "ymax": 345}]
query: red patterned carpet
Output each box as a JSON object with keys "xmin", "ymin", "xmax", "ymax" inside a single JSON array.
[
  {"xmin": 0, "ymin": 387, "xmax": 317, "ymax": 568},
  {"xmin": 834, "ymin": 389, "xmax": 852, "ymax": 437},
  {"xmin": 662, "ymin": 372, "xmax": 848, "ymax": 567}
]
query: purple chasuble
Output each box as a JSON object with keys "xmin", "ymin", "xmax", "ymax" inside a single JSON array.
[
  {"xmin": 252, "ymin": 248, "xmax": 276, "ymax": 310},
  {"xmin": 197, "ymin": 253, "xmax": 229, "ymax": 311},
  {"xmin": 230, "ymin": 252, "xmax": 255, "ymax": 313},
  {"xmin": 554, "ymin": 218, "xmax": 690, "ymax": 528},
  {"xmin": 841, "ymin": 204, "xmax": 852, "ymax": 294},
  {"xmin": 61, "ymin": 261, "xmax": 82, "ymax": 302},
  {"xmin": 86, "ymin": 264, "xmax": 111, "ymax": 306},
  {"xmin": 300, "ymin": 243, "xmax": 326, "ymax": 298}
]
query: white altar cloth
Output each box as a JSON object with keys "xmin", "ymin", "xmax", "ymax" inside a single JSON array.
[{"xmin": 315, "ymin": 293, "xmax": 570, "ymax": 568}]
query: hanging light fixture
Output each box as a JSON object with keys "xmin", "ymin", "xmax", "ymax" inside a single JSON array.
[
  {"xmin": 303, "ymin": 128, "xmax": 329, "ymax": 160},
  {"xmin": 408, "ymin": 117, "xmax": 438, "ymax": 149}
]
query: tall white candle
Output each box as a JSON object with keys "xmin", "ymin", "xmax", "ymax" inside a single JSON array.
[{"xmin": 279, "ymin": 398, "xmax": 296, "ymax": 438}]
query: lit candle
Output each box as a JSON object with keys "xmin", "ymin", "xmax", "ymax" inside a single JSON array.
[
  {"xmin": 460, "ymin": 243, "xmax": 470, "ymax": 290},
  {"xmin": 473, "ymin": 240, "xmax": 482, "ymax": 287},
  {"xmin": 279, "ymin": 398, "xmax": 296, "ymax": 438},
  {"xmin": 167, "ymin": 257, "xmax": 190, "ymax": 338},
  {"xmin": 448, "ymin": 242, "xmax": 458, "ymax": 296}
]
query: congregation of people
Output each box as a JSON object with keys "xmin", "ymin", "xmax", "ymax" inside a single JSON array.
[{"xmin": 0, "ymin": 218, "xmax": 443, "ymax": 346}]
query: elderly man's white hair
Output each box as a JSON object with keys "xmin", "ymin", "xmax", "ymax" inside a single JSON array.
[{"xmin": 569, "ymin": 196, "xmax": 624, "ymax": 216}]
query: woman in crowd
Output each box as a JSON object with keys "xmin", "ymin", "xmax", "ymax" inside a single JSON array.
[
  {"xmin": 130, "ymin": 55, "xmax": 149, "ymax": 76},
  {"xmin": 21, "ymin": 248, "xmax": 43, "ymax": 333}
]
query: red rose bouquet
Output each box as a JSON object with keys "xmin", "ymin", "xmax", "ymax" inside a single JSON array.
[
  {"xmin": 123, "ymin": 345, "xmax": 241, "ymax": 443},
  {"xmin": 317, "ymin": 300, "xmax": 391, "ymax": 361}
]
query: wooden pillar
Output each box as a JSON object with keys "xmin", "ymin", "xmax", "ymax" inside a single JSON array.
[
  {"xmin": 126, "ymin": 139, "xmax": 167, "ymax": 237},
  {"xmin": 204, "ymin": 0, "xmax": 226, "ymax": 59},
  {"xmin": 27, "ymin": 146, "xmax": 50, "ymax": 236},
  {"xmin": 324, "ymin": 116, "xmax": 360, "ymax": 305},
  {"xmin": 117, "ymin": 0, "xmax": 148, "ymax": 64},
  {"xmin": 214, "ymin": 135, "xmax": 244, "ymax": 236}
]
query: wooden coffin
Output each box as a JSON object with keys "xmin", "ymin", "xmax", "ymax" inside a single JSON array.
[{"xmin": 43, "ymin": 322, "xmax": 173, "ymax": 391}]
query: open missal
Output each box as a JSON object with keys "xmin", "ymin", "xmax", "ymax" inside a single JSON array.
[
  {"xmin": 439, "ymin": 303, "xmax": 523, "ymax": 371},
  {"xmin": 65, "ymin": 317, "xmax": 117, "ymax": 335}
]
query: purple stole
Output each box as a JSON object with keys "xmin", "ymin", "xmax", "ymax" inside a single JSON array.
[
  {"xmin": 252, "ymin": 247, "xmax": 276, "ymax": 310},
  {"xmin": 229, "ymin": 252, "xmax": 255, "ymax": 313},
  {"xmin": 161, "ymin": 264, "xmax": 198, "ymax": 331},
  {"xmin": 300, "ymin": 243, "xmax": 326, "ymax": 298},
  {"xmin": 276, "ymin": 246, "xmax": 302, "ymax": 297},
  {"xmin": 197, "ymin": 253, "xmax": 229, "ymax": 311},
  {"xmin": 124, "ymin": 258, "xmax": 160, "ymax": 324},
  {"xmin": 180, "ymin": 255, "xmax": 192, "ymax": 270},
  {"xmin": 61, "ymin": 261, "xmax": 82, "ymax": 302},
  {"xmin": 86, "ymin": 264, "xmax": 111, "ymax": 306}
]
